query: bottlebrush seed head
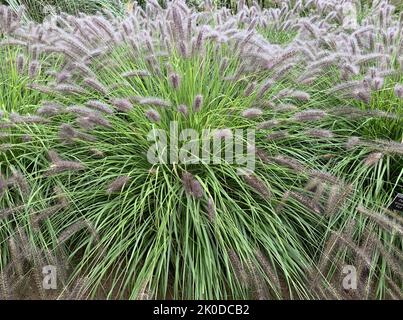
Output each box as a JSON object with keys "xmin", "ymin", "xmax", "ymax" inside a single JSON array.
[
  {"xmin": 243, "ymin": 173, "xmax": 271, "ymax": 200},
  {"xmin": 257, "ymin": 120, "xmax": 281, "ymax": 130},
  {"xmin": 28, "ymin": 60, "xmax": 40, "ymax": 79},
  {"xmin": 181, "ymin": 171, "xmax": 204, "ymax": 199},
  {"xmin": 242, "ymin": 108, "xmax": 263, "ymax": 119},
  {"xmin": 169, "ymin": 73, "xmax": 181, "ymax": 90},
  {"xmin": 363, "ymin": 152, "xmax": 383, "ymax": 166},
  {"xmin": 177, "ymin": 104, "xmax": 188, "ymax": 117},
  {"xmin": 293, "ymin": 109, "xmax": 327, "ymax": 122},
  {"xmin": 372, "ymin": 77, "xmax": 384, "ymax": 91},
  {"xmin": 394, "ymin": 84, "xmax": 403, "ymax": 98},
  {"xmin": 139, "ymin": 97, "xmax": 171, "ymax": 108},
  {"xmin": 145, "ymin": 108, "xmax": 161, "ymax": 123},
  {"xmin": 266, "ymin": 130, "xmax": 289, "ymax": 141},
  {"xmin": 106, "ymin": 176, "xmax": 131, "ymax": 194},
  {"xmin": 346, "ymin": 136, "xmax": 361, "ymax": 150},
  {"xmin": 305, "ymin": 129, "xmax": 334, "ymax": 139},
  {"xmin": 214, "ymin": 128, "xmax": 233, "ymax": 139},
  {"xmin": 83, "ymin": 78, "xmax": 108, "ymax": 95},
  {"xmin": 45, "ymin": 160, "xmax": 86, "ymax": 176},
  {"xmin": 111, "ymin": 98, "xmax": 133, "ymax": 112},
  {"xmin": 193, "ymin": 94, "xmax": 203, "ymax": 112},
  {"xmin": 85, "ymin": 100, "xmax": 114, "ymax": 114},
  {"xmin": 16, "ymin": 54, "xmax": 24, "ymax": 74}
]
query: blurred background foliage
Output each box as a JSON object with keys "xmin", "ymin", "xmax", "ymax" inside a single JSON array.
[{"xmin": 1, "ymin": 1, "xmax": 401, "ymax": 23}]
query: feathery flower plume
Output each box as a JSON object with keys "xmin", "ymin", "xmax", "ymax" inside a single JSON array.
[
  {"xmin": 8, "ymin": 236, "xmax": 24, "ymax": 278},
  {"xmin": 47, "ymin": 150, "xmax": 61, "ymax": 163},
  {"xmin": 257, "ymin": 78, "xmax": 274, "ymax": 98},
  {"xmin": 54, "ymin": 70, "xmax": 71, "ymax": 84},
  {"xmin": 77, "ymin": 113, "xmax": 111, "ymax": 130},
  {"xmin": 194, "ymin": 28, "xmax": 204, "ymax": 53},
  {"xmin": 242, "ymin": 108, "xmax": 263, "ymax": 119},
  {"xmin": 0, "ymin": 269, "xmax": 11, "ymax": 300},
  {"xmin": 0, "ymin": 174, "xmax": 7, "ymax": 196},
  {"xmin": 70, "ymin": 62, "xmax": 96, "ymax": 77},
  {"xmin": 67, "ymin": 106, "xmax": 102, "ymax": 118},
  {"xmin": 279, "ymin": 90, "xmax": 311, "ymax": 101},
  {"xmin": 206, "ymin": 197, "xmax": 215, "ymax": 223},
  {"xmin": 354, "ymin": 53, "xmax": 387, "ymax": 65},
  {"xmin": 245, "ymin": 258, "xmax": 268, "ymax": 300},
  {"xmin": 312, "ymin": 180, "xmax": 325, "ymax": 205},
  {"xmin": 57, "ymin": 220, "xmax": 87, "ymax": 245},
  {"xmin": 336, "ymin": 232, "xmax": 373, "ymax": 270},
  {"xmin": 83, "ymin": 78, "xmax": 108, "ymax": 95},
  {"xmin": 89, "ymin": 148, "xmax": 104, "ymax": 158},
  {"xmin": 267, "ymin": 155, "xmax": 306, "ymax": 172},
  {"xmin": 139, "ymin": 97, "xmax": 171, "ymax": 108},
  {"xmin": 111, "ymin": 98, "xmax": 133, "ymax": 112},
  {"xmin": 255, "ymin": 249, "xmax": 281, "ymax": 292},
  {"xmin": 59, "ymin": 123, "xmax": 96, "ymax": 143},
  {"xmin": 92, "ymin": 16, "xmax": 117, "ymax": 42},
  {"xmin": 45, "ymin": 160, "xmax": 86, "ymax": 177},
  {"xmin": 27, "ymin": 83, "xmax": 54, "ymax": 94},
  {"xmin": 266, "ymin": 131, "xmax": 289, "ymax": 141},
  {"xmin": 37, "ymin": 102, "xmax": 64, "ymax": 117},
  {"xmin": 254, "ymin": 148, "xmax": 270, "ymax": 163},
  {"xmin": 169, "ymin": 72, "xmax": 181, "ymax": 90},
  {"xmin": 53, "ymin": 186, "xmax": 69, "ymax": 208},
  {"xmin": 54, "ymin": 84, "xmax": 86, "ymax": 95},
  {"xmin": 214, "ymin": 128, "xmax": 233, "ymax": 139},
  {"xmin": 106, "ymin": 175, "xmax": 131, "ymax": 195},
  {"xmin": 362, "ymin": 229, "xmax": 403, "ymax": 280},
  {"xmin": 67, "ymin": 277, "xmax": 89, "ymax": 300},
  {"xmin": 372, "ymin": 77, "xmax": 384, "ymax": 91},
  {"xmin": 31, "ymin": 204, "xmax": 67, "ymax": 230},
  {"xmin": 0, "ymin": 205, "xmax": 25, "ymax": 221},
  {"xmin": 122, "ymin": 70, "xmax": 151, "ymax": 78},
  {"xmin": 172, "ymin": 6, "xmax": 185, "ymax": 40},
  {"xmin": 309, "ymin": 170, "xmax": 340, "ymax": 184},
  {"xmin": 315, "ymin": 232, "xmax": 341, "ymax": 284},
  {"xmin": 330, "ymin": 81, "xmax": 362, "ymax": 94},
  {"xmin": 219, "ymin": 57, "xmax": 229, "ymax": 75},
  {"xmin": 357, "ymin": 205, "xmax": 403, "ymax": 237},
  {"xmin": 85, "ymin": 100, "xmax": 114, "ymax": 114},
  {"xmin": 272, "ymin": 103, "xmax": 297, "ymax": 112},
  {"xmin": 181, "ymin": 171, "xmax": 204, "ymax": 199},
  {"xmin": 179, "ymin": 41, "xmax": 188, "ymax": 58},
  {"xmin": 363, "ymin": 152, "xmax": 383, "ymax": 166},
  {"xmin": 243, "ymin": 82, "xmax": 256, "ymax": 97},
  {"xmin": 193, "ymin": 94, "xmax": 203, "ymax": 112},
  {"xmin": 305, "ymin": 129, "xmax": 334, "ymax": 139},
  {"xmin": 346, "ymin": 136, "xmax": 361, "ymax": 150},
  {"xmin": 272, "ymin": 62, "xmax": 296, "ymax": 81},
  {"xmin": 145, "ymin": 108, "xmax": 161, "ymax": 123},
  {"xmin": 9, "ymin": 168, "xmax": 30, "ymax": 197},
  {"xmin": 289, "ymin": 191, "xmax": 321, "ymax": 214},
  {"xmin": 9, "ymin": 113, "xmax": 48, "ymax": 124},
  {"xmin": 257, "ymin": 120, "xmax": 281, "ymax": 130},
  {"xmin": 353, "ymin": 89, "xmax": 371, "ymax": 104},
  {"xmin": 243, "ymin": 174, "xmax": 271, "ymax": 200},
  {"xmin": 293, "ymin": 109, "xmax": 327, "ymax": 122},
  {"xmin": 394, "ymin": 84, "xmax": 403, "ymax": 98},
  {"xmin": 28, "ymin": 60, "xmax": 40, "ymax": 79},
  {"xmin": 370, "ymin": 139, "xmax": 403, "ymax": 155},
  {"xmin": 228, "ymin": 249, "xmax": 249, "ymax": 286},
  {"xmin": 177, "ymin": 104, "xmax": 188, "ymax": 117},
  {"xmin": 16, "ymin": 54, "xmax": 24, "ymax": 74},
  {"xmin": 325, "ymin": 184, "xmax": 353, "ymax": 216}
]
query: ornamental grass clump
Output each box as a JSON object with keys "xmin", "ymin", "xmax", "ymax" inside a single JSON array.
[{"xmin": 0, "ymin": 1, "xmax": 401, "ymax": 300}]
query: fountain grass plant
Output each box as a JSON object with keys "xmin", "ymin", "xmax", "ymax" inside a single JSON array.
[{"xmin": 0, "ymin": 0, "xmax": 402, "ymax": 300}]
